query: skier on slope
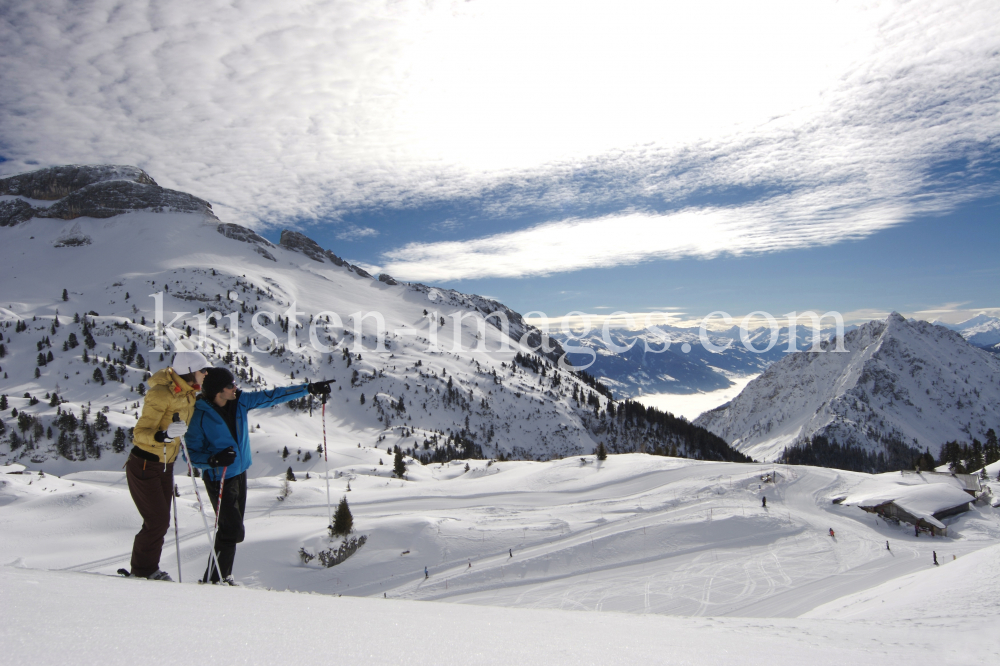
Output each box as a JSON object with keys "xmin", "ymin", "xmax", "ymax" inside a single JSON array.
[
  {"xmin": 126, "ymin": 350, "xmax": 212, "ymax": 581},
  {"xmin": 185, "ymin": 368, "xmax": 332, "ymax": 584},
  {"xmin": 761, "ymin": 496, "xmax": 766, "ymax": 508}
]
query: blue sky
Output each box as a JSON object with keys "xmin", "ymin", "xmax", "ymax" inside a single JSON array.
[
  {"xmin": 263, "ymin": 180, "xmax": 1000, "ymax": 327},
  {"xmin": 2, "ymin": 0, "xmax": 998, "ymax": 326}
]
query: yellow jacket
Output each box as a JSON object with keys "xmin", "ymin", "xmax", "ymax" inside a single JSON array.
[{"xmin": 133, "ymin": 368, "xmax": 199, "ymax": 463}]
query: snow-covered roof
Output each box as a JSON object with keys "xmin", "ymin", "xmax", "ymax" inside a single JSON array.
[
  {"xmin": 844, "ymin": 483, "xmax": 972, "ymax": 529},
  {"xmin": 908, "ymin": 469, "xmax": 980, "ymax": 493}
]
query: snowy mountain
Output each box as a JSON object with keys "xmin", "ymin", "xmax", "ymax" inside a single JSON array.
[
  {"xmin": 937, "ymin": 314, "xmax": 1000, "ymax": 349},
  {"xmin": 694, "ymin": 313, "xmax": 1000, "ymax": 469},
  {"xmin": 553, "ymin": 324, "xmax": 846, "ymax": 399},
  {"xmin": 0, "ymin": 165, "xmax": 746, "ymax": 470}
]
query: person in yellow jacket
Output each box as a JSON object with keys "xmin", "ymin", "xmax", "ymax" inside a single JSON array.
[{"xmin": 125, "ymin": 350, "xmax": 212, "ymax": 580}]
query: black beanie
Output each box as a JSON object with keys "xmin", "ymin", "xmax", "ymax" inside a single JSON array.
[{"xmin": 201, "ymin": 367, "xmax": 235, "ymax": 402}]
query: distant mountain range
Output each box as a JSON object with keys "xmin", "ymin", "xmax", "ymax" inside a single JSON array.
[
  {"xmin": 553, "ymin": 313, "xmax": 1000, "ymax": 401},
  {"xmin": 936, "ymin": 314, "xmax": 1000, "ymax": 350},
  {"xmin": 553, "ymin": 324, "xmax": 848, "ymax": 399},
  {"xmin": 694, "ymin": 313, "xmax": 1000, "ymax": 471}
]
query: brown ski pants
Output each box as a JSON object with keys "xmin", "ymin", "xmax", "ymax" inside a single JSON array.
[{"xmin": 126, "ymin": 454, "xmax": 174, "ymax": 578}]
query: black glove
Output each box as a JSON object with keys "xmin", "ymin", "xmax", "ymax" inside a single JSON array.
[
  {"xmin": 207, "ymin": 447, "xmax": 236, "ymax": 468},
  {"xmin": 307, "ymin": 380, "xmax": 334, "ymax": 396}
]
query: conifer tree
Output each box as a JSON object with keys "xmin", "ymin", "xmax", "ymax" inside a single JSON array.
[
  {"xmin": 112, "ymin": 427, "xmax": 127, "ymax": 453},
  {"xmin": 331, "ymin": 496, "xmax": 353, "ymax": 536},
  {"xmin": 393, "ymin": 448, "xmax": 406, "ymax": 479},
  {"xmin": 596, "ymin": 441, "xmax": 607, "ymax": 461},
  {"xmin": 285, "ymin": 466, "xmax": 296, "ymax": 481}
]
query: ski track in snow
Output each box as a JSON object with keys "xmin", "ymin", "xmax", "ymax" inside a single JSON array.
[
  {"xmin": 4, "ymin": 455, "xmax": 997, "ymax": 623},
  {"xmin": 4, "ymin": 455, "xmax": 999, "ymax": 664}
]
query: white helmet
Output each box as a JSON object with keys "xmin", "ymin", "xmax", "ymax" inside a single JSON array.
[{"xmin": 171, "ymin": 350, "xmax": 212, "ymax": 375}]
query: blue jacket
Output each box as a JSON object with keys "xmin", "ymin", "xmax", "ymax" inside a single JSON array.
[{"xmin": 185, "ymin": 384, "xmax": 309, "ymax": 481}]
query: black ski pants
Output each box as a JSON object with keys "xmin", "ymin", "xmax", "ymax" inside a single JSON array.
[
  {"xmin": 126, "ymin": 454, "xmax": 174, "ymax": 578},
  {"xmin": 202, "ymin": 471, "xmax": 247, "ymax": 582}
]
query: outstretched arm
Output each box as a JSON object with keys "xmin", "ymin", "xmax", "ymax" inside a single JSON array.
[{"xmin": 240, "ymin": 384, "xmax": 310, "ymax": 411}]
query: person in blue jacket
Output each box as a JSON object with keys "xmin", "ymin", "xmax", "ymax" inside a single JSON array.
[{"xmin": 185, "ymin": 367, "xmax": 332, "ymax": 584}]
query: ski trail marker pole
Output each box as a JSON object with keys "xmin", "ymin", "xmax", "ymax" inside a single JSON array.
[
  {"xmin": 173, "ymin": 413, "xmax": 223, "ymax": 583},
  {"xmin": 172, "ymin": 485, "xmax": 182, "ymax": 583},
  {"xmin": 322, "ymin": 392, "xmax": 333, "ymax": 531}
]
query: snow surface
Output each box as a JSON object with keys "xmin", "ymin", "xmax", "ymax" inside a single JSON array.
[{"xmin": 4, "ymin": 454, "xmax": 1000, "ymax": 663}]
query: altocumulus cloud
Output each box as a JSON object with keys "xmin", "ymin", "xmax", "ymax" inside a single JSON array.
[
  {"xmin": 379, "ymin": 0, "xmax": 1000, "ymax": 280},
  {"xmin": 0, "ymin": 0, "xmax": 998, "ymax": 277}
]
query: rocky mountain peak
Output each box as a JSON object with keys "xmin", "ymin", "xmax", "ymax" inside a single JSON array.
[
  {"xmin": 0, "ymin": 164, "xmax": 215, "ymax": 225},
  {"xmin": 0, "ymin": 164, "xmax": 156, "ymax": 200},
  {"xmin": 278, "ymin": 228, "xmax": 374, "ymax": 278},
  {"xmin": 279, "ymin": 229, "xmax": 327, "ymax": 262}
]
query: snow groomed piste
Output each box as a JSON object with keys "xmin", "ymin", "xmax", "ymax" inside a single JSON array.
[
  {"xmin": 3, "ymin": 455, "xmax": 997, "ymax": 608},
  {"xmin": 3, "ymin": 454, "xmax": 999, "ymax": 663}
]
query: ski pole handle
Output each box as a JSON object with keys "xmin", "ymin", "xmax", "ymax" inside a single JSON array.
[{"xmin": 165, "ymin": 413, "xmax": 182, "ymax": 471}]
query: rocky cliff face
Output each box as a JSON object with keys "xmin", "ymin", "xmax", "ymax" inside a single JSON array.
[
  {"xmin": 217, "ymin": 222, "xmax": 276, "ymax": 261},
  {"xmin": 0, "ymin": 165, "xmax": 156, "ymax": 200},
  {"xmin": 278, "ymin": 229, "xmax": 372, "ymax": 277},
  {"xmin": 694, "ymin": 313, "xmax": 1000, "ymax": 469},
  {"xmin": 0, "ymin": 164, "xmax": 216, "ymax": 224}
]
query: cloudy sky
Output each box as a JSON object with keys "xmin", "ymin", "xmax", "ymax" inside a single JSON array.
[{"xmin": 2, "ymin": 0, "xmax": 998, "ymax": 325}]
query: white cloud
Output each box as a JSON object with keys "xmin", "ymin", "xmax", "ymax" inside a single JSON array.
[
  {"xmin": 380, "ymin": 196, "xmax": 912, "ymax": 281},
  {"xmin": 0, "ymin": 0, "xmax": 997, "ymax": 277},
  {"xmin": 335, "ymin": 226, "xmax": 379, "ymax": 241},
  {"xmin": 428, "ymin": 219, "xmax": 463, "ymax": 233}
]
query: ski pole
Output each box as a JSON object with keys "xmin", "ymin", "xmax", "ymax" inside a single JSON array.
[
  {"xmin": 174, "ymin": 413, "xmax": 224, "ymax": 583},
  {"xmin": 172, "ymin": 485, "xmax": 182, "ymax": 583},
  {"xmin": 322, "ymin": 392, "xmax": 333, "ymax": 531},
  {"xmin": 213, "ymin": 467, "xmax": 227, "ymax": 536},
  {"xmin": 208, "ymin": 466, "xmax": 228, "ymax": 581}
]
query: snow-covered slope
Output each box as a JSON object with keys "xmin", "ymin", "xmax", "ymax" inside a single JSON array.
[
  {"xmin": 694, "ymin": 313, "xmax": 1000, "ymax": 465},
  {"xmin": 1, "ymin": 165, "xmax": 745, "ymax": 470},
  {"xmin": 937, "ymin": 313, "xmax": 1000, "ymax": 349},
  {"xmin": 2, "ymin": 454, "xmax": 999, "ymax": 665}
]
